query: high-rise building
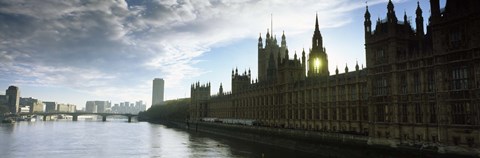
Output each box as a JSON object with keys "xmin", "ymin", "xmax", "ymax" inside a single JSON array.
[
  {"xmin": 6, "ymin": 86, "xmax": 20, "ymax": 114},
  {"xmin": 152, "ymin": 78, "xmax": 165, "ymax": 106}
]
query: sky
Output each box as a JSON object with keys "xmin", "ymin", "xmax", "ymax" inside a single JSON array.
[{"xmin": 0, "ymin": 0, "xmax": 445, "ymax": 109}]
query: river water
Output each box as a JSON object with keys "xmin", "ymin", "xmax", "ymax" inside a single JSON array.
[{"xmin": 0, "ymin": 120, "xmax": 318, "ymax": 158}]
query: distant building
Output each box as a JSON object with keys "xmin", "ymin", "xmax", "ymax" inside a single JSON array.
[
  {"xmin": 6, "ymin": 86, "xmax": 20, "ymax": 114},
  {"xmin": 44, "ymin": 101, "xmax": 57, "ymax": 113},
  {"xmin": 152, "ymin": 78, "xmax": 165, "ymax": 106},
  {"xmin": 57, "ymin": 103, "xmax": 75, "ymax": 113},
  {"xmin": 135, "ymin": 100, "xmax": 147, "ymax": 112},
  {"xmin": 85, "ymin": 101, "xmax": 97, "ymax": 113},
  {"xmin": 20, "ymin": 97, "xmax": 45, "ymax": 113}
]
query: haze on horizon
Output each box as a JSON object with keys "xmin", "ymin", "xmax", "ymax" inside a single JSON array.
[{"xmin": 0, "ymin": 0, "xmax": 441, "ymax": 108}]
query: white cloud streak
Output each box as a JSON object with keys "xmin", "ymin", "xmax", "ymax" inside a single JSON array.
[{"xmin": 0, "ymin": 0, "xmax": 392, "ymax": 106}]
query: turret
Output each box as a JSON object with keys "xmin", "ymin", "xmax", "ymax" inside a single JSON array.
[
  {"xmin": 355, "ymin": 60, "xmax": 359, "ymax": 71},
  {"xmin": 301, "ymin": 48, "xmax": 306, "ymax": 67},
  {"xmin": 258, "ymin": 33, "xmax": 263, "ymax": 49},
  {"xmin": 266, "ymin": 29, "xmax": 270, "ymax": 40},
  {"xmin": 415, "ymin": 2, "xmax": 424, "ymax": 36},
  {"xmin": 219, "ymin": 83, "xmax": 223, "ymax": 95},
  {"xmin": 345, "ymin": 63, "xmax": 349, "ymax": 73},
  {"xmin": 335, "ymin": 66, "xmax": 339, "ymax": 75},
  {"xmin": 387, "ymin": 0, "xmax": 398, "ymax": 24},
  {"xmin": 364, "ymin": 5, "xmax": 372, "ymax": 36}
]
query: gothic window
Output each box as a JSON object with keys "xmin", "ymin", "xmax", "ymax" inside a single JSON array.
[
  {"xmin": 427, "ymin": 70, "xmax": 436, "ymax": 92},
  {"xmin": 322, "ymin": 108, "xmax": 328, "ymax": 120},
  {"xmin": 451, "ymin": 102, "xmax": 473, "ymax": 125},
  {"xmin": 413, "ymin": 72, "xmax": 421, "ymax": 93},
  {"xmin": 351, "ymin": 107, "xmax": 357, "ymax": 121},
  {"xmin": 376, "ymin": 104, "xmax": 386, "ymax": 122},
  {"xmin": 350, "ymin": 86, "xmax": 357, "ymax": 100},
  {"xmin": 362, "ymin": 85, "xmax": 368, "ymax": 99},
  {"xmin": 376, "ymin": 49, "xmax": 385, "ymax": 58},
  {"xmin": 340, "ymin": 108, "xmax": 346, "ymax": 120},
  {"xmin": 332, "ymin": 108, "xmax": 337, "ymax": 120},
  {"xmin": 452, "ymin": 66, "xmax": 469, "ymax": 90},
  {"xmin": 330, "ymin": 88, "xmax": 336, "ymax": 102},
  {"xmin": 362, "ymin": 106, "xmax": 368, "ymax": 121},
  {"xmin": 429, "ymin": 103, "xmax": 437, "ymax": 123},
  {"xmin": 374, "ymin": 77, "xmax": 388, "ymax": 96},
  {"xmin": 339, "ymin": 86, "xmax": 345, "ymax": 101},
  {"xmin": 400, "ymin": 103, "xmax": 408, "ymax": 123},
  {"xmin": 400, "ymin": 74, "xmax": 407, "ymax": 94},
  {"xmin": 449, "ymin": 30, "xmax": 462, "ymax": 49},
  {"xmin": 415, "ymin": 103, "xmax": 422, "ymax": 123}
]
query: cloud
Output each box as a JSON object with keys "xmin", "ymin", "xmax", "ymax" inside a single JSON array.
[{"xmin": 0, "ymin": 0, "xmax": 390, "ymax": 105}]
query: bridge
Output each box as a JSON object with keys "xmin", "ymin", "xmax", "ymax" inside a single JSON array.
[{"xmin": 15, "ymin": 112, "xmax": 138, "ymax": 122}]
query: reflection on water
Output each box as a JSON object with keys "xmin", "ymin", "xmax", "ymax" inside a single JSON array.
[{"xmin": 0, "ymin": 121, "xmax": 317, "ymax": 158}]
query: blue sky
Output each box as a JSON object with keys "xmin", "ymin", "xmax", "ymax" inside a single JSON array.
[{"xmin": 0, "ymin": 0, "xmax": 445, "ymax": 109}]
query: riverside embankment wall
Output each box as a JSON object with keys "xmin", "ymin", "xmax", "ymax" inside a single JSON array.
[{"xmin": 157, "ymin": 120, "xmax": 470, "ymax": 158}]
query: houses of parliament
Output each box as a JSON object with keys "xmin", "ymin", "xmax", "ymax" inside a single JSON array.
[{"xmin": 190, "ymin": 0, "xmax": 480, "ymax": 148}]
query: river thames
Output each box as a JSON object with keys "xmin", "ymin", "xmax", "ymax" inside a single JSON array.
[{"xmin": 0, "ymin": 120, "xmax": 320, "ymax": 158}]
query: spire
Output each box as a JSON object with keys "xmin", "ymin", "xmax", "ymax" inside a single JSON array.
[
  {"xmin": 294, "ymin": 51, "xmax": 297, "ymax": 60},
  {"xmin": 271, "ymin": 13, "xmax": 273, "ymax": 37},
  {"xmin": 416, "ymin": 1, "xmax": 424, "ymax": 36},
  {"xmin": 387, "ymin": 0, "xmax": 394, "ymax": 11},
  {"xmin": 364, "ymin": 4, "xmax": 372, "ymax": 34},
  {"xmin": 416, "ymin": 1, "xmax": 422, "ymax": 16},
  {"xmin": 387, "ymin": 0, "xmax": 397, "ymax": 23},
  {"xmin": 301, "ymin": 48, "xmax": 306, "ymax": 66},
  {"xmin": 404, "ymin": 10, "xmax": 408, "ymax": 24},
  {"xmin": 355, "ymin": 60, "xmax": 359, "ymax": 71},
  {"xmin": 258, "ymin": 33, "xmax": 263, "ymax": 48},
  {"xmin": 219, "ymin": 83, "xmax": 223, "ymax": 95},
  {"xmin": 335, "ymin": 65, "xmax": 339, "ymax": 75},
  {"xmin": 266, "ymin": 29, "xmax": 270, "ymax": 39},
  {"xmin": 345, "ymin": 63, "xmax": 348, "ymax": 73},
  {"xmin": 364, "ymin": 5, "xmax": 371, "ymax": 19},
  {"xmin": 312, "ymin": 13, "xmax": 323, "ymax": 50}
]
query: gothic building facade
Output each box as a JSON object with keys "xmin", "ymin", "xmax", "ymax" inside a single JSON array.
[{"xmin": 190, "ymin": 0, "xmax": 480, "ymax": 148}]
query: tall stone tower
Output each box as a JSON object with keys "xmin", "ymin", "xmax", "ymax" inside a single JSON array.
[
  {"xmin": 307, "ymin": 13, "xmax": 329, "ymax": 77},
  {"xmin": 257, "ymin": 19, "xmax": 287, "ymax": 82},
  {"xmin": 232, "ymin": 68, "xmax": 251, "ymax": 94},
  {"xmin": 6, "ymin": 86, "xmax": 19, "ymax": 114},
  {"xmin": 190, "ymin": 82, "xmax": 210, "ymax": 120}
]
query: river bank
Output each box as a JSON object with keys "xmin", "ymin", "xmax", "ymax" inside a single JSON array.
[{"xmin": 152, "ymin": 120, "xmax": 476, "ymax": 158}]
